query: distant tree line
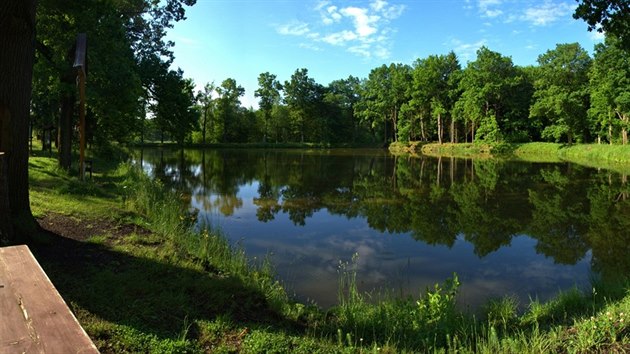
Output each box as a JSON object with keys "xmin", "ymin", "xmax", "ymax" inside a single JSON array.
[{"xmin": 190, "ymin": 35, "xmax": 629, "ymax": 146}]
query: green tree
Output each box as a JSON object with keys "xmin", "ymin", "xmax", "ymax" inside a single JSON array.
[
  {"xmin": 356, "ymin": 64, "xmax": 411, "ymax": 144},
  {"xmin": 283, "ymin": 68, "xmax": 323, "ymax": 142},
  {"xmin": 454, "ymin": 47, "xmax": 528, "ymax": 143},
  {"xmin": 589, "ymin": 36, "xmax": 630, "ymax": 144},
  {"xmin": 33, "ymin": 0, "xmax": 195, "ymax": 167},
  {"xmin": 406, "ymin": 53, "xmax": 461, "ymax": 143},
  {"xmin": 574, "ymin": 0, "xmax": 630, "ymax": 50},
  {"xmin": 151, "ymin": 70, "xmax": 198, "ymax": 144},
  {"xmin": 323, "ymin": 76, "xmax": 362, "ymax": 143},
  {"xmin": 529, "ymin": 43, "xmax": 592, "ymax": 144},
  {"xmin": 197, "ymin": 82, "xmax": 216, "ymax": 144},
  {"xmin": 215, "ymin": 78, "xmax": 245, "ymax": 142},
  {"xmin": 255, "ymin": 72, "xmax": 282, "ymax": 143}
]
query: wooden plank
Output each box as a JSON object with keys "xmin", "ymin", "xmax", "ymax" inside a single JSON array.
[{"xmin": 0, "ymin": 245, "xmax": 99, "ymax": 353}]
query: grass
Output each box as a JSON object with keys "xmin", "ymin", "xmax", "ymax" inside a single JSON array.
[
  {"xmin": 23, "ymin": 143, "xmax": 630, "ymax": 353},
  {"xmin": 392, "ymin": 141, "xmax": 630, "ymax": 173}
]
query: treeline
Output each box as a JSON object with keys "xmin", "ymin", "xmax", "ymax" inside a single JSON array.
[
  {"xmin": 190, "ymin": 36, "xmax": 630, "ymax": 146},
  {"xmin": 30, "ymin": 1, "xmax": 630, "ymax": 153}
]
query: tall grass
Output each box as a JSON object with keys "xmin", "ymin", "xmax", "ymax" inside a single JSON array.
[{"xmin": 119, "ymin": 163, "xmax": 290, "ymax": 313}]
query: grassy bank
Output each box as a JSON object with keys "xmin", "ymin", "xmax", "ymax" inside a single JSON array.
[
  {"xmin": 393, "ymin": 141, "xmax": 630, "ymax": 173},
  {"xmin": 26, "ymin": 147, "xmax": 630, "ymax": 352}
]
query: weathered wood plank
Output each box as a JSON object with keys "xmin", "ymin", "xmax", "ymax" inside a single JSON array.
[{"xmin": 0, "ymin": 245, "xmax": 99, "ymax": 353}]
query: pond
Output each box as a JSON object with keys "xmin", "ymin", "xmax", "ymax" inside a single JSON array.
[{"xmin": 133, "ymin": 148, "xmax": 630, "ymax": 309}]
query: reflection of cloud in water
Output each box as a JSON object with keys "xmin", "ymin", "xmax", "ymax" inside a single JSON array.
[
  {"xmin": 195, "ymin": 194, "xmax": 592, "ymax": 309},
  {"xmin": 254, "ymin": 232, "xmax": 590, "ymax": 309}
]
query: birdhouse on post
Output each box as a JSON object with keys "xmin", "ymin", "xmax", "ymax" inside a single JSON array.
[{"xmin": 73, "ymin": 33, "xmax": 87, "ymax": 180}]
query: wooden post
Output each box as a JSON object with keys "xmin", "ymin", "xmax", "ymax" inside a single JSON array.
[
  {"xmin": 73, "ymin": 34, "xmax": 87, "ymax": 180},
  {"xmin": 78, "ymin": 70, "xmax": 86, "ymax": 180}
]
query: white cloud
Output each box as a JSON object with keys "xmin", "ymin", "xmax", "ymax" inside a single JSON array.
[
  {"xmin": 522, "ymin": 1, "xmax": 575, "ymax": 26},
  {"xmin": 299, "ymin": 42, "xmax": 323, "ymax": 51},
  {"xmin": 589, "ymin": 30, "xmax": 605, "ymax": 42},
  {"xmin": 277, "ymin": 0, "xmax": 405, "ymax": 59},
  {"xmin": 277, "ymin": 21, "xmax": 310, "ymax": 36},
  {"xmin": 477, "ymin": 0, "xmax": 503, "ymax": 18},
  {"xmin": 448, "ymin": 38, "xmax": 487, "ymax": 62},
  {"xmin": 321, "ymin": 30, "xmax": 358, "ymax": 46},
  {"xmin": 340, "ymin": 7, "xmax": 380, "ymax": 37},
  {"xmin": 485, "ymin": 9, "xmax": 503, "ymax": 17}
]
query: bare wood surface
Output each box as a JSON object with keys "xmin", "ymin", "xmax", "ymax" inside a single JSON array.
[{"xmin": 0, "ymin": 245, "xmax": 99, "ymax": 353}]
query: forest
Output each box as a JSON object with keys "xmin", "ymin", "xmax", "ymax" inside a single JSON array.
[{"xmin": 28, "ymin": 1, "xmax": 630, "ymax": 154}]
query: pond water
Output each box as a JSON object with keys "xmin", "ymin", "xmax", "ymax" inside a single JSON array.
[{"xmin": 133, "ymin": 148, "xmax": 630, "ymax": 309}]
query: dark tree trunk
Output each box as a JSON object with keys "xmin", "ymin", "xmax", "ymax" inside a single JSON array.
[
  {"xmin": 58, "ymin": 44, "xmax": 77, "ymax": 170},
  {"xmin": 58, "ymin": 93, "xmax": 74, "ymax": 170},
  {"xmin": 0, "ymin": 0, "xmax": 37, "ymax": 242}
]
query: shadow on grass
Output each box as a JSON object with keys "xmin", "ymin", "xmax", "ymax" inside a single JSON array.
[{"xmin": 30, "ymin": 227, "xmax": 298, "ymax": 346}]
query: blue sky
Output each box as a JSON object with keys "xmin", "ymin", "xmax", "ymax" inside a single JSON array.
[{"xmin": 166, "ymin": 0, "xmax": 604, "ymax": 108}]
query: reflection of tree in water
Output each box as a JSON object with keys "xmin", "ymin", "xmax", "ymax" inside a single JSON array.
[
  {"xmin": 527, "ymin": 166, "xmax": 590, "ymax": 265},
  {"xmin": 135, "ymin": 148, "xmax": 630, "ymax": 279},
  {"xmin": 585, "ymin": 173, "xmax": 630, "ymax": 280}
]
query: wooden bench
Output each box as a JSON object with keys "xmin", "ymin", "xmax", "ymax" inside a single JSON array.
[{"xmin": 0, "ymin": 245, "xmax": 99, "ymax": 353}]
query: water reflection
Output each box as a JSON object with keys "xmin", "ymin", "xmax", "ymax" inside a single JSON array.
[{"xmin": 134, "ymin": 148, "xmax": 630, "ymax": 308}]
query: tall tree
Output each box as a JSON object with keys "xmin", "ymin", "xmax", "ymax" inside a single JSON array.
[
  {"xmin": 324, "ymin": 76, "xmax": 362, "ymax": 143},
  {"xmin": 215, "ymin": 78, "xmax": 245, "ymax": 142},
  {"xmin": 283, "ymin": 68, "xmax": 322, "ymax": 143},
  {"xmin": 0, "ymin": 0, "xmax": 37, "ymax": 241},
  {"xmin": 152, "ymin": 70, "xmax": 198, "ymax": 144},
  {"xmin": 406, "ymin": 52, "xmax": 461, "ymax": 143},
  {"xmin": 356, "ymin": 64, "xmax": 410, "ymax": 144},
  {"xmin": 455, "ymin": 47, "xmax": 528, "ymax": 142},
  {"xmin": 574, "ymin": 0, "xmax": 630, "ymax": 50},
  {"xmin": 589, "ymin": 36, "xmax": 630, "ymax": 144},
  {"xmin": 197, "ymin": 82, "xmax": 216, "ymax": 144},
  {"xmin": 255, "ymin": 72, "xmax": 282, "ymax": 143},
  {"xmin": 530, "ymin": 43, "xmax": 592, "ymax": 144}
]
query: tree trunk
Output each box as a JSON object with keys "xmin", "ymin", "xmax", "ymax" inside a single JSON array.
[
  {"xmin": 622, "ymin": 115, "xmax": 628, "ymax": 145},
  {"xmin": 438, "ymin": 113, "xmax": 443, "ymax": 144},
  {"xmin": 420, "ymin": 116, "xmax": 426, "ymax": 142},
  {"xmin": 58, "ymin": 93, "xmax": 73, "ymax": 170},
  {"xmin": 202, "ymin": 106, "xmax": 208, "ymax": 144},
  {"xmin": 609, "ymin": 123, "xmax": 613, "ymax": 145},
  {"xmin": 58, "ymin": 43, "xmax": 77, "ymax": 171},
  {"xmin": 0, "ymin": 0, "xmax": 37, "ymax": 242}
]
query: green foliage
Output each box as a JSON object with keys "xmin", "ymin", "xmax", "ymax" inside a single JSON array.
[
  {"xmin": 455, "ymin": 47, "xmax": 530, "ymax": 143},
  {"xmin": 255, "ymin": 72, "xmax": 283, "ymax": 143},
  {"xmin": 574, "ymin": 0, "xmax": 630, "ymax": 50},
  {"xmin": 152, "ymin": 72, "xmax": 199, "ymax": 144},
  {"xmin": 355, "ymin": 63, "xmax": 411, "ymax": 144},
  {"xmin": 33, "ymin": 0, "xmax": 197, "ymax": 149},
  {"xmin": 407, "ymin": 52, "xmax": 461, "ymax": 143},
  {"xmin": 530, "ymin": 43, "xmax": 592, "ymax": 144},
  {"xmin": 590, "ymin": 36, "xmax": 630, "ymax": 145}
]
